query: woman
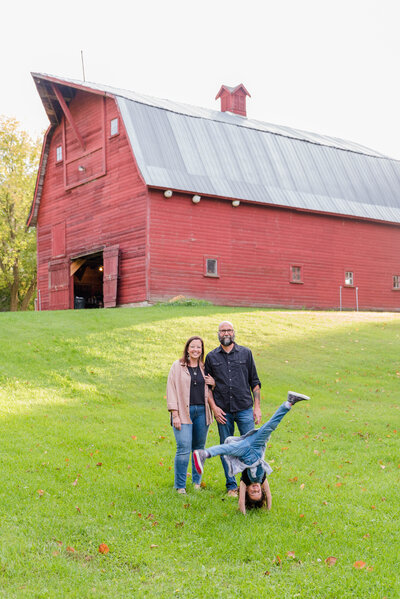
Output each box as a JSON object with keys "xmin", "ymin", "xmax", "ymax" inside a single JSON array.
[
  {"xmin": 194, "ymin": 391, "xmax": 309, "ymax": 513},
  {"xmin": 166, "ymin": 336, "xmax": 213, "ymax": 494}
]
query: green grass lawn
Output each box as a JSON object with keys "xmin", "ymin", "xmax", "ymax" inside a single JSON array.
[{"xmin": 0, "ymin": 305, "xmax": 399, "ymax": 598}]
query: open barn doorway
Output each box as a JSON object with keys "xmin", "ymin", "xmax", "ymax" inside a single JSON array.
[{"xmin": 71, "ymin": 252, "xmax": 104, "ymax": 309}]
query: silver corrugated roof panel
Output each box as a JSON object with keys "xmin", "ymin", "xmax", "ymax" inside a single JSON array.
[
  {"xmin": 118, "ymin": 95, "xmax": 400, "ymax": 223},
  {"xmin": 32, "ymin": 73, "xmax": 400, "ymax": 225}
]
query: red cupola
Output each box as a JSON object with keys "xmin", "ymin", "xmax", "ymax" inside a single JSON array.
[{"xmin": 215, "ymin": 84, "xmax": 251, "ymax": 117}]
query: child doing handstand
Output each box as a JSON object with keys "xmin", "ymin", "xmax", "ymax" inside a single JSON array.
[{"xmin": 194, "ymin": 391, "xmax": 309, "ymax": 514}]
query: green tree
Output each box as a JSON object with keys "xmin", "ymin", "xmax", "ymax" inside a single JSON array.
[{"xmin": 0, "ymin": 116, "xmax": 40, "ymax": 311}]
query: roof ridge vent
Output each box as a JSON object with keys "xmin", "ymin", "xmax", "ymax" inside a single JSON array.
[{"xmin": 215, "ymin": 83, "xmax": 251, "ymax": 117}]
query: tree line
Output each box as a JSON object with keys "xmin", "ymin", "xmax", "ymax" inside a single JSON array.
[{"xmin": 0, "ymin": 116, "xmax": 40, "ymax": 311}]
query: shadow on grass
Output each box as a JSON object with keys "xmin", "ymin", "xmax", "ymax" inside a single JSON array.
[{"xmin": 1, "ymin": 306, "xmax": 399, "ymax": 412}]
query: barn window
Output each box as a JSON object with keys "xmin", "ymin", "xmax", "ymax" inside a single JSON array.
[
  {"xmin": 205, "ymin": 258, "xmax": 218, "ymax": 277},
  {"xmin": 393, "ymin": 275, "xmax": 400, "ymax": 289},
  {"xmin": 56, "ymin": 145, "xmax": 63, "ymax": 162},
  {"xmin": 110, "ymin": 118, "xmax": 119, "ymax": 136},
  {"xmin": 290, "ymin": 265, "xmax": 302, "ymax": 283},
  {"xmin": 345, "ymin": 271, "xmax": 354, "ymax": 286}
]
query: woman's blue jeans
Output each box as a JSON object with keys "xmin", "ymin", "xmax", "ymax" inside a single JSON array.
[
  {"xmin": 207, "ymin": 402, "xmax": 290, "ymax": 466},
  {"xmin": 173, "ymin": 405, "xmax": 209, "ymax": 489}
]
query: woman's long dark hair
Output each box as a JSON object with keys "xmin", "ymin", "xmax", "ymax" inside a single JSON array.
[
  {"xmin": 245, "ymin": 487, "xmax": 267, "ymax": 510},
  {"xmin": 180, "ymin": 336, "xmax": 205, "ymax": 366}
]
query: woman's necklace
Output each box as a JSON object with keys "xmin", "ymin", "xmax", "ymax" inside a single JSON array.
[{"xmin": 189, "ymin": 364, "xmax": 198, "ymax": 385}]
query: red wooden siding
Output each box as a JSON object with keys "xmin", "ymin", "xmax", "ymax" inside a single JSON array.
[
  {"xmin": 148, "ymin": 190, "xmax": 400, "ymax": 310},
  {"xmin": 51, "ymin": 221, "xmax": 66, "ymax": 257},
  {"xmin": 36, "ymin": 91, "xmax": 148, "ymax": 310},
  {"xmin": 63, "ymin": 93, "xmax": 106, "ymax": 189}
]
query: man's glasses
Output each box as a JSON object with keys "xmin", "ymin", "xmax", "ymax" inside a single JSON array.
[{"xmin": 219, "ymin": 329, "xmax": 233, "ymax": 334}]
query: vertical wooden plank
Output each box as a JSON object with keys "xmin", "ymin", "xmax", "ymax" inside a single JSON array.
[
  {"xmin": 103, "ymin": 245, "xmax": 119, "ymax": 308},
  {"xmin": 48, "ymin": 259, "xmax": 70, "ymax": 310},
  {"xmin": 51, "ymin": 221, "xmax": 66, "ymax": 257}
]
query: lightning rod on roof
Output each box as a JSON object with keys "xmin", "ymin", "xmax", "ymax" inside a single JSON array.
[{"xmin": 81, "ymin": 50, "xmax": 86, "ymax": 82}]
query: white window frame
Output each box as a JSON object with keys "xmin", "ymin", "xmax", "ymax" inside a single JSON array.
[
  {"xmin": 393, "ymin": 275, "xmax": 400, "ymax": 289},
  {"xmin": 205, "ymin": 257, "xmax": 218, "ymax": 277},
  {"xmin": 56, "ymin": 145, "xmax": 63, "ymax": 162},
  {"xmin": 345, "ymin": 271, "xmax": 354, "ymax": 286},
  {"xmin": 290, "ymin": 265, "xmax": 303, "ymax": 283},
  {"xmin": 110, "ymin": 118, "xmax": 119, "ymax": 136}
]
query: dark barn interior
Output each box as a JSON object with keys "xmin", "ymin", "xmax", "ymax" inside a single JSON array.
[{"xmin": 72, "ymin": 253, "xmax": 103, "ymax": 308}]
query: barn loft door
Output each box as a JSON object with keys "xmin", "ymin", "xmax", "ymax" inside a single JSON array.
[
  {"xmin": 48, "ymin": 259, "xmax": 70, "ymax": 310},
  {"xmin": 103, "ymin": 246, "xmax": 120, "ymax": 308}
]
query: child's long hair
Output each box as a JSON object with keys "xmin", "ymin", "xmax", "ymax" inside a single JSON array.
[
  {"xmin": 180, "ymin": 336, "xmax": 205, "ymax": 366},
  {"xmin": 245, "ymin": 487, "xmax": 268, "ymax": 510}
]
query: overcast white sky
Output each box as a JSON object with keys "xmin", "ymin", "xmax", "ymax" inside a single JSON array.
[{"xmin": 1, "ymin": 0, "xmax": 400, "ymax": 158}]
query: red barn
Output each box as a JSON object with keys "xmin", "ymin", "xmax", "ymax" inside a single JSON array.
[{"xmin": 29, "ymin": 73, "xmax": 400, "ymax": 311}]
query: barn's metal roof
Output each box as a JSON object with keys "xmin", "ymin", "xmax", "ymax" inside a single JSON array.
[{"xmin": 30, "ymin": 73, "xmax": 400, "ymax": 226}]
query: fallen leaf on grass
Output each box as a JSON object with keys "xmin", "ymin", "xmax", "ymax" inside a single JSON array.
[
  {"xmin": 98, "ymin": 543, "xmax": 109, "ymax": 554},
  {"xmin": 52, "ymin": 551, "xmax": 59, "ymax": 556},
  {"xmin": 273, "ymin": 555, "xmax": 281, "ymax": 566},
  {"xmin": 37, "ymin": 489, "xmax": 45, "ymax": 496},
  {"xmin": 300, "ymin": 483, "xmax": 305, "ymax": 490},
  {"xmin": 175, "ymin": 522, "xmax": 184, "ymax": 528},
  {"xmin": 131, "ymin": 436, "xmax": 137, "ymax": 440},
  {"xmin": 75, "ymin": 506, "xmax": 81, "ymax": 513},
  {"xmin": 66, "ymin": 546, "xmax": 76, "ymax": 553},
  {"xmin": 150, "ymin": 544, "xmax": 158, "ymax": 549},
  {"xmin": 353, "ymin": 561, "xmax": 366, "ymax": 569},
  {"xmin": 325, "ymin": 556, "xmax": 337, "ymax": 566},
  {"xmin": 72, "ymin": 479, "xmax": 79, "ymax": 486},
  {"xmin": 96, "ymin": 462, "xmax": 102, "ymax": 467},
  {"xmin": 183, "ymin": 503, "xmax": 190, "ymax": 509},
  {"xmin": 286, "ymin": 551, "xmax": 295, "ymax": 558},
  {"xmin": 263, "ymin": 570, "xmax": 270, "ymax": 576}
]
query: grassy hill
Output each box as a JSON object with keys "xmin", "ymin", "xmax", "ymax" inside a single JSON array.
[{"xmin": 0, "ymin": 306, "xmax": 399, "ymax": 598}]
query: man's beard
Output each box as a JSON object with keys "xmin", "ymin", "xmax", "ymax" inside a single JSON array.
[{"xmin": 219, "ymin": 333, "xmax": 235, "ymax": 346}]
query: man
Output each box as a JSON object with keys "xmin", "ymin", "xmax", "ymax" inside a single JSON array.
[{"xmin": 205, "ymin": 321, "xmax": 261, "ymax": 496}]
